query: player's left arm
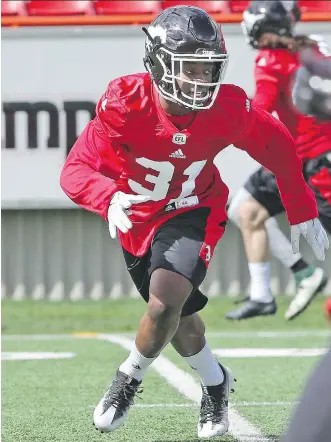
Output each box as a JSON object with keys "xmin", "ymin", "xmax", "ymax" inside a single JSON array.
[{"xmin": 233, "ymin": 94, "xmax": 329, "ymax": 259}]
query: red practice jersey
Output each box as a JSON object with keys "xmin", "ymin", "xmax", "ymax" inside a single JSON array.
[
  {"xmin": 254, "ymin": 48, "xmax": 331, "ymax": 161},
  {"xmin": 60, "ymin": 73, "xmax": 318, "ymax": 256}
]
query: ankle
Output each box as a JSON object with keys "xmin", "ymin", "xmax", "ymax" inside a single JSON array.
[
  {"xmin": 119, "ymin": 342, "xmax": 155, "ymax": 381},
  {"xmin": 183, "ymin": 342, "xmax": 224, "ymax": 386},
  {"xmin": 290, "ymin": 259, "xmax": 309, "ymax": 274}
]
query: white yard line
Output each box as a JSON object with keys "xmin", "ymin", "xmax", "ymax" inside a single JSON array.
[
  {"xmin": 1, "ymin": 333, "xmax": 97, "ymax": 341},
  {"xmin": 89, "ymin": 401, "xmax": 297, "ymax": 409},
  {"xmin": 1, "ymin": 329, "xmax": 329, "ymax": 340},
  {"xmin": 135, "ymin": 401, "xmax": 297, "ymax": 408},
  {"xmin": 1, "ymin": 334, "xmax": 77, "ymax": 340},
  {"xmin": 99, "ymin": 333, "xmax": 273, "ymax": 442},
  {"xmin": 212, "ymin": 348, "xmax": 327, "ymax": 358},
  {"xmin": 206, "ymin": 330, "xmax": 330, "ymax": 338}
]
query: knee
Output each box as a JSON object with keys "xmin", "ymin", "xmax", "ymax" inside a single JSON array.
[
  {"xmin": 238, "ymin": 199, "xmax": 267, "ymax": 230},
  {"xmin": 228, "ymin": 188, "xmax": 252, "ymax": 226},
  {"xmin": 238, "ymin": 200, "xmax": 257, "ymax": 228},
  {"xmin": 147, "ymin": 294, "xmax": 180, "ymax": 322},
  {"xmin": 148, "ymin": 269, "xmax": 193, "ymax": 321}
]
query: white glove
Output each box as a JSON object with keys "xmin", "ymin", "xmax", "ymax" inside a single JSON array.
[
  {"xmin": 291, "ymin": 218, "xmax": 329, "ymax": 261},
  {"xmin": 108, "ymin": 191, "xmax": 150, "ymax": 239}
]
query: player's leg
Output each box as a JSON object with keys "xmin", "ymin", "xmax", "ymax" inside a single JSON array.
[
  {"xmin": 131, "ymin": 210, "xmax": 212, "ymax": 359},
  {"xmin": 228, "ymin": 187, "xmax": 313, "ymax": 280},
  {"xmin": 228, "ymin": 187, "xmax": 305, "ymax": 270},
  {"xmin": 226, "ymin": 168, "xmax": 324, "ymax": 320},
  {"xmin": 285, "ymin": 153, "xmax": 330, "ymax": 320},
  {"xmin": 93, "ymin": 250, "xmax": 152, "ymax": 433},
  {"xmin": 226, "ymin": 168, "xmax": 281, "ymax": 319},
  {"xmin": 161, "ymin": 209, "xmax": 234, "ymax": 438},
  {"xmin": 171, "ymin": 313, "xmax": 235, "ymax": 437},
  {"xmin": 146, "ymin": 207, "xmax": 233, "ymax": 438},
  {"xmin": 93, "ymin": 263, "xmax": 194, "ymax": 432},
  {"xmin": 133, "ymin": 268, "xmax": 193, "ymax": 356}
]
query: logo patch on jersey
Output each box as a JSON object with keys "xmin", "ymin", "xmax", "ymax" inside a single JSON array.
[
  {"xmin": 169, "ymin": 149, "xmax": 186, "ymax": 159},
  {"xmin": 172, "ymin": 133, "xmax": 187, "ymax": 145},
  {"xmin": 164, "ymin": 195, "xmax": 199, "ymax": 212}
]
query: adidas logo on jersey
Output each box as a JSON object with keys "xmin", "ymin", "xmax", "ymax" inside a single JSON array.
[{"xmin": 169, "ymin": 149, "xmax": 186, "ymax": 159}]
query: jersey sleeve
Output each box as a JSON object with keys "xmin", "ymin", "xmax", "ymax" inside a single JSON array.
[
  {"xmin": 252, "ymin": 62, "xmax": 280, "ymax": 112},
  {"xmin": 232, "ymin": 89, "xmax": 318, "ymax": 225},
  {"xmin": 60, "ymin": 83, "xmax": 129, "ymax": 220}
]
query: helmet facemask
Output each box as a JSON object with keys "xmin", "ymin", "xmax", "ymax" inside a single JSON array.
[{"xmin": 143, "ymin": 28, "xmax": 229, "ymax": 110}]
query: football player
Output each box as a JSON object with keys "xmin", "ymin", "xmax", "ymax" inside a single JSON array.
[
  {"xmin": 226, "ymin": 0, "xmax": 331, "ymax": 321},
  {"xmin": 281, "ymin": 48, "xmax": 331, "ymax": 442},
  {"xmin": 294, "ymin": 46, "xmax": 331, "ymax": 121},
  {"xmin": 60, "ymin": 5, "xmax": 328, "ymax": 438}
]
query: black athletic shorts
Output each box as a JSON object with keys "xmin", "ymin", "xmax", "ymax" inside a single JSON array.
[
  {"xmin": 122, "ymin": 207, "xmax": 227, "ymax": 317},
  {"xmin": 244, "ymin": 151, "xmax": 331, "ymax": 234}
]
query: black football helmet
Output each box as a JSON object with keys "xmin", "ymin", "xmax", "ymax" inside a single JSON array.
[
  {"xmin": 143, "ymin": 5, "xmax": 229, "ymax": 110},
  {"xmin": 242, "ymin": 0, "xmax": 301, "ymax": 49},
  {"xmin": 293, "ymin": 49, "xmax": 331, "ymax": 120}
]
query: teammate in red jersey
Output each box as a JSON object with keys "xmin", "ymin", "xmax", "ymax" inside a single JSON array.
[
  {"xmin": 226, "ymin": 0, "xmax": 331, "ymax": 321},
  {"xmin": 60, "ymin": 5, "xmax": 328, "ymax": 438},
  {"xmin": 281, "ymin": 47, "xmax": 331, "ymax": 442}
]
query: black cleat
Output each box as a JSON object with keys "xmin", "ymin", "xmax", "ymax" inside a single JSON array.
[
  {"xmin": 225, "ymin": 298, "xmax": 277, "ymax": 320},
  {"xmin": 93, "ymin": 370, "xmax": 142, "ymax": 433},
  {"xmin": 197, "ymin": 364, "xmax": 235, "ymax": 438}
]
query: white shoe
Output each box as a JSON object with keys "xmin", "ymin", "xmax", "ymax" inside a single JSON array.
[
  {"xmin": 198, "ymin": 364, "xmax": 235, "ymax": 438},
  {"xmin": 93, "ymin": 370, "xmax": 142, "ymax": 433},
  {"xmin": 285, "ymin": 267, "xmax": 327, "ymax": 320}
]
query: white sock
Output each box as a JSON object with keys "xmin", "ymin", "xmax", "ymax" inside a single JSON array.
[
  {"xmin": 249, "ymin": 262, "xmax": 274, "ymax": 303},
  {"xmin": 119, "ymin": 342, "xmax": 155, "ymax": 381},
  {"xmin": 183, "ymin": 342, "xmax": 224, "ymax": 386},
  {"xmin": 265, "ymin": 217, "xmax": 302, "ymax": 268}
]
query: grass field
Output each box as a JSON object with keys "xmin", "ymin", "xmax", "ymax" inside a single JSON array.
[{"xmin": 2, "ymin": 297, "xmax": 330, "ymax": 442}]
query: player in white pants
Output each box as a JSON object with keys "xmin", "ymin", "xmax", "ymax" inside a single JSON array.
[
  {"xmin": 225, "ymin": 0, "xmax": 330, "ymax": 321},
  {"xmin": 227, "ymin": 186, "xmax": 329, "ymax": 320}
]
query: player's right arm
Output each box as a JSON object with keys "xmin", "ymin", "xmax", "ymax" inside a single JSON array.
[
  {"xmin": 252, "ymin": 52, "xmax": 280, "ymax": 112},
  {"xmin": 60, "ymin": 84, "xmax": 129, "ymax": 220},
  {"xmin": 60, "ymin": 117, "xmax": 121, "ymax": 220},
  {"xmin": 60, "ymin": 81, "xmax": 150, "ymax": 238}
]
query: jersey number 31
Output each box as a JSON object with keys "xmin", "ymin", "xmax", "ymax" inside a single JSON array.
[{"xmin": 128, "ymin": 158, "xmax": 207, "ymax": 202}]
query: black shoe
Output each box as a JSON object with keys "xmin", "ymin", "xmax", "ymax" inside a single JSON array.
[
  {"xmin": 93, "ymin": 370, "xmax": 142, "ymax": 433},
  {"xmin": 198, "ymin": 364, "xmax": 235, "ymax": 438},
  {"xmin": 225, "ymin": 299, "xmax": 277, "ymax": 320}
]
